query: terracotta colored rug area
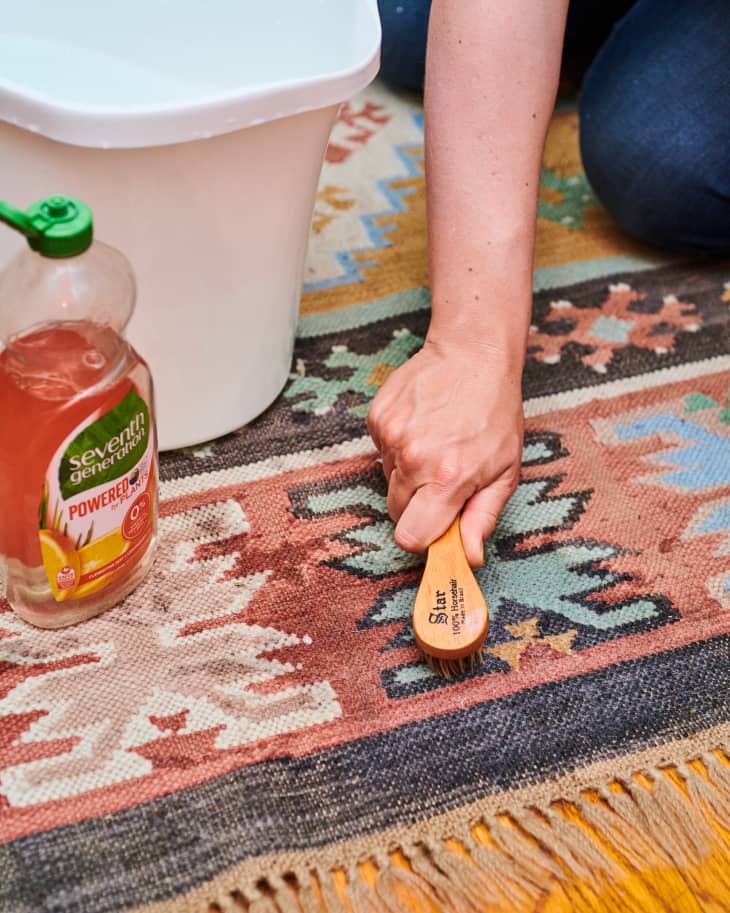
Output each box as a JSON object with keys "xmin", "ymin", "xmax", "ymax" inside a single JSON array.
[{"xmin": 2, "ymin": 84, "xmax": 730, "ymax": 913}]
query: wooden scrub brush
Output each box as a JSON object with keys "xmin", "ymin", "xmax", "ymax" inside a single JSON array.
[{"xmin": 412, "ymin": 516, "xmax": 489, "ymax": 678}]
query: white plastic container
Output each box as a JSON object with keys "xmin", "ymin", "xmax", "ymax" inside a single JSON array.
[{"xmin": 0, "ymin": 1, "xmax": 380, "ymax": 449}]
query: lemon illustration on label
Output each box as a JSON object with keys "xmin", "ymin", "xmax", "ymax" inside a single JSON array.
[
  {"xmin": 39, "ymin": 529, "xmax": 81, "ymax": 601},
  {"xmin": 74, "ymin": 529, "xmax": 131, "ymax": 599}
]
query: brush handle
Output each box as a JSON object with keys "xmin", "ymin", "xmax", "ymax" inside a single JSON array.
[
  {"xmin": 429, "ymin": 516, "xmax": 465, "ymax": 564},
  {"xmin": 412, "ymin": 515, "xmax": 489, "ymax": 661}
]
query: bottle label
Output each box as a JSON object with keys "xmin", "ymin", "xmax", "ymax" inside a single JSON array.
[{"xmin": 38, "ymin": 386, "xmax": 156, "ymax": 603}]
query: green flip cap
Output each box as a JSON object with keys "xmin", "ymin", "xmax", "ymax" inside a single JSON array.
[{"xmin": 0, "ymin": 195, "xmax": 93, "ymax": 257}]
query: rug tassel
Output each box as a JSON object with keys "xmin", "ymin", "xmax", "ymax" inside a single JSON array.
[
  {"xmin": 374, "ymin": 855, "xmax": 443, "ymax": 913},
  {"xmin": 680, "ymin": 762, "xmax": 730, "ymax": 833},
  {"xmin": 647, "ymin": 772, "xmax": 710, "ymax": 860},
  {"xmin": 213, "ymin": 896, "xmax": 243, "ymax": 913},
  {"xmin": 574, "ymin": 794, "xmax": 665, "ymax": 870},
  {"xmin": 499, "ymin": 823, "xmax": 635, "ymax": 913},
  {"xmin": 249, "ymin": 899, "xmax": 279, "ymax": 913},
  {"xmin": 703, "ymin": 750, "xmax": 730, "ymax": 794},
  {"xmin": 478, "ymin": 824, "xmax": 559, "ymax": 896},
  {"xmin": 423, "ymin": 837, "xmax": 503, "ymax": 907},
  {"xmin": 316, "ymin": 867, "xmax": 349, "ymax": 913},
  {"xmin": 464, "ymin": 831, "xmax": 544, "ymax": 902},
  {"xmin": 488, "ymin": 818, "xmax": 565, "ymax": 883},
  {"xmin": 598, "ymin": 785, "xmax": 676, "ymax": 867},
  {"xmin": 673, "ymin": 765, "xmax": 730, "ymax": 897},
  {"xmin": 245, "ymin": 888, "xmax": 280, "ymax": 913},
  {"xmin": 509, "ymin": 810, "xmax": 601, "ymax": 911},
  {"xmin": 297, "ymin": 874, "xmax": 323, "ymax": 913},
  {"xmin": 543, "ymin": 806, "xmax": 623, "ymax": 881},
  {"xmin": 267, "ymin": 875, "xmax": 303, "ymax": 913},
  {"xmin": 511, "ymin": 808, "xmax": 611, "ymax": 890},
  {"xmin": 623, "ymin": 776, "xmax": 704, "ymax": 865},
  {"xmin": 405, "ymin": 843, "xmax": 483, "ymax": 913},
  {"xmin": 344, "ymin": 865, "xmax": 383, "ymax": 913}
]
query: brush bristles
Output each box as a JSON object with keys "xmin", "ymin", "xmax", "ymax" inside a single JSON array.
[{"xmin": 426, "ymin": 649, "xmax": 485, "ymax": 679}]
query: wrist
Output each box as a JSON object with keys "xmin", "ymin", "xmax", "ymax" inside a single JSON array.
[
  {"xmin": 426, "ymin": 295, "xmax": 529, "ymax": 369},
  {"xmin": 423, "ymin": 328, "xmax": 527, "ymax": 375}
]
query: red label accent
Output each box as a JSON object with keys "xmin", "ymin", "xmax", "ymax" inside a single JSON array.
[{"xmin": 56, "ymin": 566, "xmax": 77, "ymax": 590}]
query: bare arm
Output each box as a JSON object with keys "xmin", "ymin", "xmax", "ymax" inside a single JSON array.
[
  {"xmin": 425, "ymin": 0, "xmax": 568, "ymax": 357},
  {"xmin": 369, "ymin": 0, "xmax": 568, "ymax": 564}
]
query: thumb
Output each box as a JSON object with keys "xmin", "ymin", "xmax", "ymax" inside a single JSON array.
[{"xmin": 460, "ymin": 480, "xmax": 516, "ymax": 568}]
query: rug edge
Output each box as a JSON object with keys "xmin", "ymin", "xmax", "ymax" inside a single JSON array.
[{"xmin": 128, "ymin": 723, "xmax": 730, "ymax": 913}]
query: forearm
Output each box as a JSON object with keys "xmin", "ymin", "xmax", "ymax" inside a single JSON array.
[{"xmin": 424, "ymin": 0, "xmax": 568, "ymax": 363}]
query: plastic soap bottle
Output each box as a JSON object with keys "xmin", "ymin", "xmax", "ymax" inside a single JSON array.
[{"xmin": 0, "ymin": 196, "xmax": 158, "ymax": 628}]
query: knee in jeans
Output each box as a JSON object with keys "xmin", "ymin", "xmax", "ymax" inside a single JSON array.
[{"xmin": 579, "ymin": 93, "xmax": 716, "ymax": 250}]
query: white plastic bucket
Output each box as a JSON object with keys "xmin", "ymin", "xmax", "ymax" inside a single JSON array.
[{"xmin": 0, "ymin": 1, "xmax": 380, "ymax": 449}]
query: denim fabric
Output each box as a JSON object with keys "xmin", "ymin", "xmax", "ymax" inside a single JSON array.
[
  {"xmin": 578, "ymin": 0, "xmax": 730, "ymax": 252},
  {"xmin": 376, "ymin": 0, "xmax": 730, "ymax": 252},
  {"xmin": 377, "ymin": 0, "xmax": 432, "ymax": 90}
]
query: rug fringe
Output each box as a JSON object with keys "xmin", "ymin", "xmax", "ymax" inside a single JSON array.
[
  {"xmin": 704, "ymin": 750, "xmax": 730, "ymax": 794},
  {"xmin": 511, "ymin": 806, "xmax": 619, "ymax": 888},
  {"xmin": 423, "ymin": 838, "xmax": 503, "ymax": 907},
  {"xmin": 316, "ymin": 868, "xmax": 349, "ymax": 913},
  {"xmin": 211, "ymin": 896, "xmax": 242, "ymax": 913},
  {"xmin": 374, "ymin": 857, "xmax": 441, "ymax": 913},
  {"xmin": 296, "ymin": 876, "xmax": 323, "ymax": 913},
  {"xmin": 208, "ymin": 749, "xmax": 730, "ymax": 913},
  {"xmin": 464, "ymin": 832, "xmax": 543, "ymax": 902},
  {"xmin": 406, "ymin": 842, "xmax": 484, "ymax": 913},
  {"xmin": 267, "ymin": 877, "xmax": 302, "ymax": 913},
  {"xmin": 681, "ymin": 762, "xmax": 730, "ymax": 833},
  {"xmin": 573, "ymin": 792, "xmax": 664, "ymax": 870},
  {"xmin": 343, "ymin": 865, "xmax": 381, "ymax": 913},
  {"xmin": 247, "ymin": 897, "xmax": 279, "ymax": 913},
  {"xmin": 488, "ymin": 817, "xmax": 565, "ymax": 882}
]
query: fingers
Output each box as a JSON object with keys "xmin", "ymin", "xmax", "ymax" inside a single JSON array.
[
  {"xmin": 394, "ymin": 484, "xmax": 462, "ymax": 554},
  {"xmin": 366, "ymin": 398, "xmax": 382, "ymax": 452},
  {"xmin": 386, "ymin": 468, "xmax": 414, "ymax": 523},
  {"xmin": 368, "ymin": 391, "xmax": 400, "ymax": 483},
  {"xmin": 460, "ymin": 478, "xmax": 517, "ymax": 568},
  {"xmin": 384, "ymin": 441, "xmax": 433, "ymax": 518},
  {"xmin": 367, "ymin": 384, "xmax": 396, "ymax": 456},
  {"xmin": 381, "ymin": 450, "xmax": 396, "ymax": 482}
]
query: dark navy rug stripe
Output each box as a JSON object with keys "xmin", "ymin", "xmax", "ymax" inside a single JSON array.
[
  {"xmin": 159, "ymin": 259, "xmax": 730, "ymax": 484},
  {"xmin": 2, "ymin": 632, "xmax": 729, "ymax": 913}
]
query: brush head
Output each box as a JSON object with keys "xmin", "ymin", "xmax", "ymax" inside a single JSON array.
[
  {"xmin": 412, "ymin": 517, "xmax": 489, "ymax": 678},
  {"xmin": 425, "ymin": 649, "xmax": 486, "ymax": 680}
]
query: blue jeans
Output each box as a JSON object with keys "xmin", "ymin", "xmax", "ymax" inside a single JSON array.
[{"xmin": 377, "ymin": 0, "xmax": 730, "ymax": 252}]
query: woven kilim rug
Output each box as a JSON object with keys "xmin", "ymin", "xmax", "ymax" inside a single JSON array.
[{"xmin": 2, "ymin": 83, "xmax": 730, "ymax": 913}]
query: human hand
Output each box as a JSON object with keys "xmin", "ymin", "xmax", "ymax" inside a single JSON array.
[{"xmin": 367, "ymin": 336, "xmax": 524, "ymax": 567}]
